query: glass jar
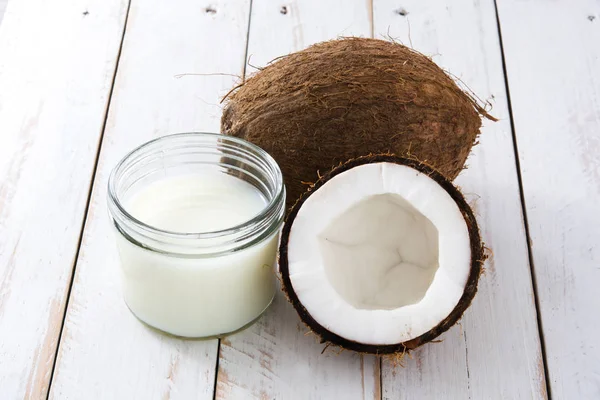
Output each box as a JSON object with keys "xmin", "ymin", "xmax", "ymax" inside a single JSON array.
[{"xmin": 107, "ymin": 133, "xmax": 285, "ymax": 338}]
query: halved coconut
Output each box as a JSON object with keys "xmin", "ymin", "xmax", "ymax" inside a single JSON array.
[{"xmin": 279, "ymin": 155, "xmax": 484, "ymax": 354}]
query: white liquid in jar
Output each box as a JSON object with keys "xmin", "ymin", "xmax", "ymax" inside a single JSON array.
[{"xmin": 115, "ymin": 172, "xmax": 278, "ymax": 338}]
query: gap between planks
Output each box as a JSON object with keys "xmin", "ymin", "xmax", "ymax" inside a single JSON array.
[
  {"xmin": 211, "ymin": 0, "xmax": 255, "ymax": 398},
  {"xmin": 44, "ymin": 0, "xmax": 133, "ymax": 397},
  {"xmin": 491, "ymin": 0, "xmax": 551, "ymax": 397}
]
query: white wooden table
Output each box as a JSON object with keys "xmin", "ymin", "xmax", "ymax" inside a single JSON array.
[{"xmin": 0, "ymin": 0, "xmax": 598, "ymax": 399}]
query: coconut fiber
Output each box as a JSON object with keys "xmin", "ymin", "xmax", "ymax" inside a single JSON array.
[{"xmin": 221, "ymin": 37, "xmax": 494, "ymax": 208}]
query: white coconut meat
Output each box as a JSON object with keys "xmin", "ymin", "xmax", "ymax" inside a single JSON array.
[{"xmin": 286, "ymin": 162, "xmax": 472, "ymax": 345}]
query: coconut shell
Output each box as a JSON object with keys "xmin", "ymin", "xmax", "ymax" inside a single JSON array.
[
  {"xmin": 221, "ymin": 37, "xmax": 494, "ymax": 209},
  {"xmin": 278, "ymin": 155, "xmax": 485, "ymax": 355}
]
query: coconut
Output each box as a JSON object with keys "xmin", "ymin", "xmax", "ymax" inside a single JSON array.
[
  {"xmin": 221, "ymin": 37, "xmax": 494, "ymax": 209},
  {"xmin": 279, "ymin": 155, "xmax": 484, "ymax": 354}
]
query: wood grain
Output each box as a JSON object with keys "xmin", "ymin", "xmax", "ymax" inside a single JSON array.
[
  {"xmin": 215, "ymin": 1, "xmax": 380, "ymax": 399},
  {"xmin": 0, "ymin": 0, "xmax": 8, "ymax": 25},
  {"xmin": 373, "ymin": 1, "xmax": 547, "ymax": 398},
  {"xmin": 48, "ymin": 1, "xmax": 252, "ymax": 398},
  {"xmin": 0, "ymin": 0, "xmax": 128, "ymax": 398},
  {"xmin": 218, "ymin": 286, "xmax": 380, "ymax": 400},
  {"xmin": 496, "ymin": 0, "xmax": 600, "ymax": 398}
]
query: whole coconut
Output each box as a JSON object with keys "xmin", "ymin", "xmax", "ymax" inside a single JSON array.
[{"xmin": 221, "ymin": 38, "xmax": 493, "ymax": 208}]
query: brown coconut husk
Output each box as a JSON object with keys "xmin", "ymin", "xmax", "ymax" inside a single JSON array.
[
  {"xmin": 222, "ymin": 38, "xmax": 495, "ymax": 209},
  {"xmin": 278, "ymin": 155, "xmax": 485, "ymax": 355}
]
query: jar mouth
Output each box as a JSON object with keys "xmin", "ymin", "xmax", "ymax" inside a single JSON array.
[{"xmin": 107, "ymin": 132, "xmax": 285, "ymax": 255}]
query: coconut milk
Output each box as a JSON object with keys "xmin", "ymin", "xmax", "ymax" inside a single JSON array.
[{"xmin": 115, "ymin": 173, "xmax": 278, "ymax": 338}]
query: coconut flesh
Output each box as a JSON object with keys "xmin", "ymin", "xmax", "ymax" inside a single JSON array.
[{"xmin": 279, "ymin": 155, "xmax": 483, "ymax": 354}]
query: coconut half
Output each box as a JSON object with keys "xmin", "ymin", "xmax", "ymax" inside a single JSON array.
[{"xmin": 279, "ymin": 155, "xmax": 484, "ymax": 354}]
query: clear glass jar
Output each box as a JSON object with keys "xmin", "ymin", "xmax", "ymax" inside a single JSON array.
[{"xmin": 107, "ymin": 133, "xmax": 285, "ymax": 338}]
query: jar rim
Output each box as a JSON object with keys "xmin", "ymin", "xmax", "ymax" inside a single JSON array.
[{"xmin": 107, "ymin": 132, "xmax": 285, "ymax": 244}]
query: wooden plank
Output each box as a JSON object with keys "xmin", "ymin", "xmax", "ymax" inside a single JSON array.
[
  {"xmin": 218, "ymin": 289, "xmax": 381, "ymax": 400},
  {"xmin": 0, "ymin": 0, "xmax": 8, "ymax": 25},
  {"xmin": 215, "ymin": 1, "xmax": 381, "ymax": 399},
  {"xmin": 0, "ymin": 0, "xmax": 128, "ymax": 398},
  {"xmin": 496, "ymin": 1, "xmax": 600, "ymax": 398},
  {"xmin": 243, "ymin": 0, "xmax": 373, "ymax": 67},
  {"xmin": 373, "ymin": 1, "xmax": 547, "ymax": 398},
  {"xmin": 48, "ymin": 1, "xmax": 252, "ymax": 398}
]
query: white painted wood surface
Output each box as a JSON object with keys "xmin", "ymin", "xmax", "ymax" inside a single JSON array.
[
  {"xmin": 215, "ymin": 2, "xmax": 380, "ymax": 399},
  {"xmin": 47, "ymin": 1, "xmax": 252, "ymax": 399},
  {"xmin": 243, "ymin": 0, "xmax": 373, "ymax": 68},
  {"xmin": 373, "ymin": 1, "xmax": 547, "ymax": 398},
  {"xmin": 1, "ymin": 0, "xmax": 597, "ymax": 398},
  {"xmin": 496, "ymin": 1, "xmax": 600, "ymax": 398},
  {"xmin": 0, "ymin": 0, "xmax": 8, "ymax": 26},
  {"xmin": 0, "ymin": 0, "xmax": 128, "ymax": 398}
]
